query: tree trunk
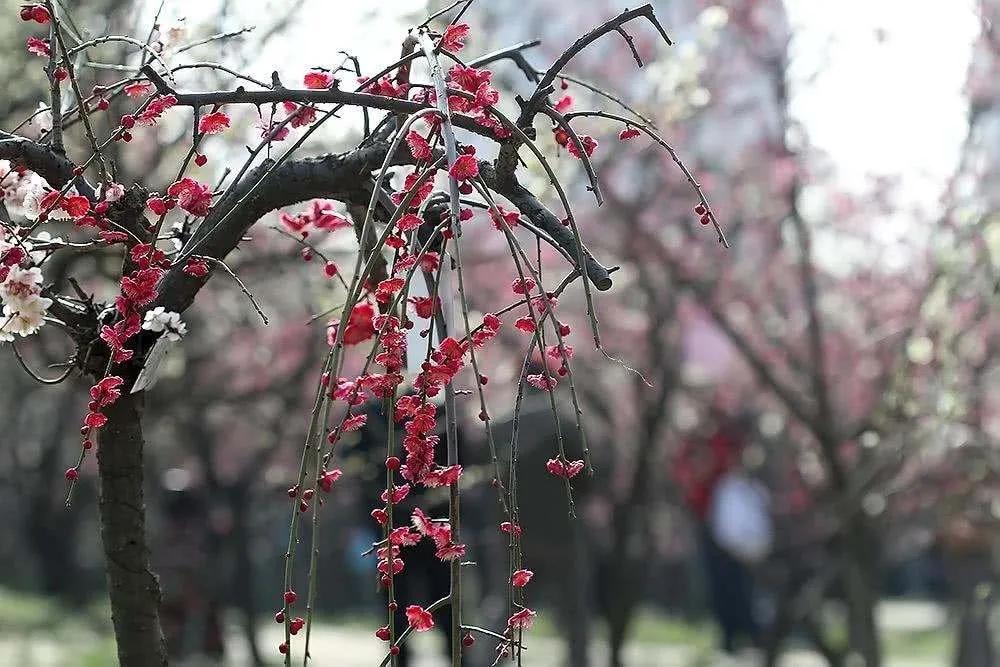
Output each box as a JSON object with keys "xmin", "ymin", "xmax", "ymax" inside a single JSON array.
[
  {"xmin": 844, "ymin": 517, "xmax": 881, "ymax": 667},
  {"xmin": 230, "ymin": 486, "xmax": 264, "ymax": 666},
  {"xmin": 608, "ymin": 613, "xmax": 629, "ymax": 667},
  {"xmin": 566, "ymin": 519, "xmax": 590, "ymax": 667},
  {"xmin": 951, "ymin": 552, "xmax": 995, "ymax": 667},
  {"xmin": 98, "ymin": 391, "xmax": 168, "ymax": 666}
]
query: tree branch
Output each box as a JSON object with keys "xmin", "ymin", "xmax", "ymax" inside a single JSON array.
[
  {"xmin": 0, "ymin": 131, "xmax": 95, "ymax": 197},
  {"xmin": 515, "ymin": 3, "xmax": 671, "ymax": 130},
  {"xmin": 156, "ymin": 140, "xmax": 412, "ymax": 315},
  {"xmin": 480, "ymin": 161, "xmax": 612, "ymax": 290},
  {"xmin": 140, "ymin": 64, "xmax": 498, "ymax": 140}
]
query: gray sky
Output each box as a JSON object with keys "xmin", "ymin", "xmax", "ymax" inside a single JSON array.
[{"xmin": 153, "ymin": 0, "xmax": 980, "ymax": 219}]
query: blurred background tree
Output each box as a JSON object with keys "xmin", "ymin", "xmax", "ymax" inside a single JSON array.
[{"xmin": 1, "ymin": 0, "xmax": 997, "ymax": 666}]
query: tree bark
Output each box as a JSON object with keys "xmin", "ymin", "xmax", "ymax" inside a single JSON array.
[
  {"xmin": 97, "ymin": 391, "xmax": 168, "ymax": 666},
  {"xmin": 844, "ymin": 516, "xmax": 881, "ymax": 667},
  {"xmin": 230, "ymin": 485, "xmax": 264, "ymax": 666}
]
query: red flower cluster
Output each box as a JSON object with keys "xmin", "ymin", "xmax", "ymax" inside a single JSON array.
[
  {"xmin": 507, "ymin": 608, "xmax": 537, "ymax": 630},
  {"xmin": 183, "ymin": 259, "xmax": 210, "ymax": 278},
  {"xmin": 406, "ymin": 131, "xmax": 433, "ymax": 161},
  {"xmin": 395, "ymin": 397, "xmax": 439, "ymax": 481},
  {"xmin": 526, "ymin": 373, "xmax": 557, "ymax": 391},
  {"xmin": 100, "ymin": 312, "xmax": 142, "ymax": 364},
  {"xmin": 303, "ymin": 70, "xmax": 334, "ymax": 89},
  {"xmin": 567, "ymin": 134, "xmax": 598, "ymax": 159},
  {"xmin": 317, "ymin": 469, "xmax": 342, "ymax": 493},
  {"xmin": 89, "ymin": 376, "xmax": 124, "ymax": 410},
  {"xmin": 411, "ymin": 507, "xmax": 465, "ymax": 561},
  {"xmin": 489, "ymin": 205, "xmax": 520, "ymax": 230},
  {"xmin": 440, "ymin": 23, "xmax": 470, "ymax": 53},
  {"xmin": 38, "ymin": 190, "xmax": 90, "ymax": 220},
  {"xmin": 166, "ymin": 178, "xmax": 213, "ymax": 216},
  {"xmin": 19, "ymin": 4, "xmax": 50, "ymax": 23},
  {"xmin": 134, "ymin": 94, "xmax": 176, "ymax": 126},
  {"xmin": 414, "ymin": 336, "xmax": 466, "ymax": 397},
  {"xmin": 545, "ymin": 458, "xmax": 585, "ymax": 479},
  {"xmin": 124, "ymin": 81, "xmax": 154, "ymax": 98},
  {"xmin": 374, "ymin": 277, "xmax": 405, "ymax": 304},
  {"xmin": 372, "ymin": 315, "xmax": 406, "ymax": 372},
  {"xmin": 130, "ymin": 243, "xmax": 170, "ymax": 270},
  {"xmin": 619, "ymin": 127, "xmax": 641, "ymax": 141},
  {"xmin": 511, "ymin": 569, "xmax": 533, "ymax": 588},
  {"xmin": 327, "ymin": 301, "xmax": 376, "ymax": 346},
  {"xmin": 443, "ymin": 64, "xmax": 509, "ymax": 138},
  {"xmin": 472, "ymin": 312, "xmax": 502, "ymax": 348},
  {"xmin": 406, "ymin": 605, "xmax": 435, "ymax": 632},
  {"xmin": 120, "ymin": 268, "xmax": 163, "ymax": 307},
  {"xmin": 282, "ymin": 101, "xmax": 318, "ymax": 128},
  {"xmin": 511, "ymin": 277, "xmax": 535, "ymax": 295},
  {"xmin": 360, "ymin": 76, "xmax": 407, "ymax": 99},
  {"xmin": 198, "ymin": 110, "xmax": 231, "ymax": 135},
  {"xmin": 448, "ymin": 153, "xmax": 479, "ymax": 182},
  {"xmin": 280, "ymin": 199, "xmax": 351, "ymax": 236},
  {"xmin": 25, "ymin": 36, "xmax": 48, "ymax": 57},
  {"xmin": 500, "ymin": 521, "xmax": 523, "ymax": 537},
  {"xmin": 391, "ymin": 168, "xmax": 437, "ymax": 209},
  {"xmin": 408, "ymin": 295, "xmax": 439, "ymax": 319}
]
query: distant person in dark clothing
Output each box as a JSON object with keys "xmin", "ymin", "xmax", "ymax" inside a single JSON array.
[
  {"xmin": 674, "ymin": 422, "xmax": 761, "ymax": 654},
  {"xmin": 155, "ymin": 485, "xmax": 226, "ymax": 660}
]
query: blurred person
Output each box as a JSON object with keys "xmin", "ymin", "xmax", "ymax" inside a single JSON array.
[
  {"xmin": 155, "ymin": 481, "xmax": 226, "ymax": 661},
  {"xmin": 940, "ymin": 515, "xmax": 995, "ymax": 667},
  {"xmin": 673, "ymin": 414, "xmax": 766, "ymax": 655}
]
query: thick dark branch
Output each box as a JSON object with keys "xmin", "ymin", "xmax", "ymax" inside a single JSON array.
[
  {"xmin": 156, "ymin": 140, "xmax": 410, "ymax": 314},
  {"xmin": 480, "ymin": 161, "xmax": 612, "ymax": 291},
  {"xmin": 0, "ymin": 131, "xmax": 95, "ymax": 197}
]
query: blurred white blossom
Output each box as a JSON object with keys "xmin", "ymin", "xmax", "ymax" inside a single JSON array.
[{"xmin": 142, "ymin": 307, "xmax": 187, "ymax": 341}]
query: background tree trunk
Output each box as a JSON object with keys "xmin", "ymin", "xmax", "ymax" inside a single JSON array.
[
  {"xmin": 98, "ymin": 391, "xmax": 168, "ymax": 666},
  {"xmin": 229, "ymin": 484, "xmax": 264, "ymax": 666},
  {"xmin": 844, "ymin": 517, "xmax": 881, "ymax": 667}
]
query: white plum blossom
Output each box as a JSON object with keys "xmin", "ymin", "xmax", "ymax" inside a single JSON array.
[
  {"xmin": 1, "ymin": 160, "xmax": 50, "ymax": 218},
  {"xmin": 0, "ymin": 228, "xmax": 52, "ymax": 342},
  {"xmin": 20, "ymin": 183, "xmax": 72, "ymax": 221},
  {"xmin": 142, "ymin": 306, "xmax": 187, "ymax": 341},
  {"xmin": 99, "ymin": 181, "xmax": 125, "ymax": 203},
  {"xmin": 0, "ymin": 225, "xmax": 15, "ymax": 257},
  {"xmin": 2, "ymin": 294, "xmax": 52, "ymax": 337},
  {"xmin": 0, "ymin": 265, "xmax": 43, "ymax": 304}
]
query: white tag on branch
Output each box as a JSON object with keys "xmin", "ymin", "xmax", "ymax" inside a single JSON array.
[
  {"xmin": 132, "ymin": 308, "xmax": 186, "ymax": 393},
  {"xmin": 406, "ymin": 273, "xmax": 434, "ymax": 376},
  {"xmin": 131, "ymin": 333, "xmax": 174, "ymax": 394}
]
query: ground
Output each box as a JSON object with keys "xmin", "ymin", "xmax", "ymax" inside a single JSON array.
[{"xmin": 0, "ymin": 588, "xmax": 953, "ymax": 666}]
